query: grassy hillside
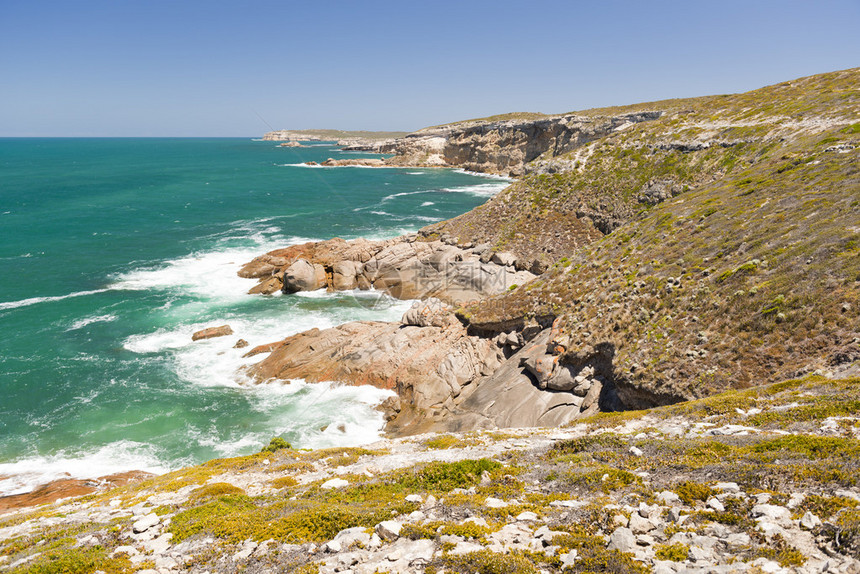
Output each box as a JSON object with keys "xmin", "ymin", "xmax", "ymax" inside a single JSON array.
[{"xmin": 442, "ymin": 69, "xmax": 859, "ymax": 406}]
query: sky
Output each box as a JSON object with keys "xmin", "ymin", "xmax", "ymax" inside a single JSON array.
[{"xmin": 1, "ymin": 0, "xmax": 858, "ymax": 137}]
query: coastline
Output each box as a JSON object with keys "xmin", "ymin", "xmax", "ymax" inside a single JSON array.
[{"xmin": 0, "ymin": 147, "xmax": 510, "ymax": 503}]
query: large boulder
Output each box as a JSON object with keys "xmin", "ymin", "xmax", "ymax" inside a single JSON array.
[
  {"xmin": 332, "ymin": 260, "xmax": 360, "ymax": 291},
  {"xmin": 282, "ymin": 259, "xmax": 326, "ymax": 293},
  {"xmin": 401, "ymin": 298, "xmax": 457, "ymax": 328}
]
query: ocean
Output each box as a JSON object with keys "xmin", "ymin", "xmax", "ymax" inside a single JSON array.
[{"xmin": 0, "ymin": 138, "xmax": 509, "ymax": 496}]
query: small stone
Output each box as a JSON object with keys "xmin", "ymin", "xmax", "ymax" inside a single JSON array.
[
  {"xmin": 320, "ymin": 478, "xmax": 349, "ymax": 490},
  {"xmin": 485, "ymin": 497, "xmax": 508, "ymax": 508},
  {"xmin": 688, "ymin": 545, "xmax": 711, "ymax": 562},
  {"xmin": 132, "ymin": 513, "xmax": 160, "ymax": 534},
  {"xmin": 706, "ymin": 497, "xmax": 725, "ymax": 512},
  {"xmin": 714, "ymin": 482, "xmax": 740, "ymax": 493},
  {"xmin": 516, "ymin": 511, "xmax": 538, "ymax": 522},
  {"xmin": 752, "ymin": 504, "xmax": 791, "ymax": 526},
  {"xmin": 559, "ymin": 549, "xmax": 578, "ymax": 569},
  {"xmin": 656, "ymin": 491, "xmax": 681, "ymax": 506},
  {"xmin": 637, "ymin": 534, "xmax": 656, "ymax": 546},
  {"xmin": 800, "ymin": 511, "xmax": 821, "ymax": 530},
  {"xmin": 628, "ymin": 513, "xmax": 655, "ymax": 534},
  {"xmin": 750, "ymin": 557, "xmax": 783, "ymax": 573},
  {"xmin": 629, "ymin": 446, "xmax": 644, "ymax": 457},
  {"xmin": 639, "ymin": 502, "xmax": 661, "ymax": 520},
  {"xmin": 606, "ymin": 527, "xmax": 637, "ymax": 554},
  {"xmin": 422, "ymin": 494, "xmax": 437, "ymax": 509},
  {"xmin": 233, "ymin": 339, "xmax": 249, "ymax": 348},
  {"xmin": 787, "ymin": 492, "xmax": 806, "ymax": 509},
  {"xmin": 405, "ymin": 494, "xmax": 423, "ymax": 503},
  {"xmin": 375, "ymin": 520, "xmax": 402, "ymax": 541},
  {"xmin": 612, "ymin": 514, "xmax": 629, "ymax": 528}
]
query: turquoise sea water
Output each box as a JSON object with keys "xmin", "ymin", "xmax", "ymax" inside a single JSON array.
[{"xmin": 0, "ymin": 138, "xmax": 508, "ymax": 495}]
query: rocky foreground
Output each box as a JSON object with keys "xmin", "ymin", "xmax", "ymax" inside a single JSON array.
[{"xmin": 2, "ymin": 376, "xmax": 860, "ymax": 573}]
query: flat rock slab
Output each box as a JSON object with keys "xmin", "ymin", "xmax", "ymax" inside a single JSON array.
[{"xmin": 192, "ymin": 325, "xmax": 233, "ymax": 341}]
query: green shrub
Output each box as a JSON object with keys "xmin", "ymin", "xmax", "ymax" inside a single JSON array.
[
  {"xmin": 655, "ymin": 542, "xmax": 689, "ymax": 561},
  {"xmin": 443, "ymin": 550, "xmax": 538, "ymax": 574},
  {"xmin": 674, "ymin": 481, "xmax": 715, "ymax": 505},
  {"xmin": 261, "ymin": 437, "xmax": 292, "ymax": 453},
  {"xmin": 15, "ymin": 547, "xmax": 131, "ymax": 574},
  {"xmin": 400, "ymin": 459, "xmax": 501, "ymax": 491},
  {"xmin": 188, "ymin": 482, "xmax": 245, "ymax": 502}
]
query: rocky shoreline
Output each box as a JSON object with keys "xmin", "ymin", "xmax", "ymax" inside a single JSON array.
[{"xmin": 235, "ymin": 232, "xmax": 622, "ymax": 437}]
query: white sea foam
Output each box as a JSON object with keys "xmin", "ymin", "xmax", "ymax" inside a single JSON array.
[
  {"xmin": 112, "ymin": 246, "xmax": 272, "ymax": 300},
  {"xmin": 0, "ymin": 289, "xmax": 110, "ymax": 311},
  {"xmin": 245, "ymin": 380, "xmax": 395, "ymax": 450},
  {"xmin": 66, "ymin": 313, "xmax": 117, "ymax": 331},
  {"xmin": 451, "ymin": 168, "xmax": 515, "ymax": 181},
  {"xmin": 380, "ymin": 189, "xmax": 435, "ymax": 202},
  {"xmin": 278, "ymin": 163, "xmax": 389, "ymax": 169},
  {"xmin": 0, "ymin": 441, "xmax": 172, "ymax": 497},
  {"xmin": 441, "ymin": 182, "xmax": 509, "ymax": 197},
  {"xmin": 420, "ymin": 201, "xmax": 435, "ymax": 207}
]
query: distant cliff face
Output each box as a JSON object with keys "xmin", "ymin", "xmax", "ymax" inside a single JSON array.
[{"xmin": 387, "ymin": 112, "xmax": 662, "ymax": 175}]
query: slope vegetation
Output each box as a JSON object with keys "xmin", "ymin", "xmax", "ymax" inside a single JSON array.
[{"xmin": 447, "ymin": 68, "xmax": 859, "ymax": 406}]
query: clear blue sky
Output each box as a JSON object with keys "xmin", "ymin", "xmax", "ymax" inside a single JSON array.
[{"xmin": 1, "ymin": 0, "xmax": 857, "ymax": 136}]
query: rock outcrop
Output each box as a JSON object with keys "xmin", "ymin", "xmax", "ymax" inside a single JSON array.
[
  {"xmin": 385, "ymin": 111, "xmax": 662, "ymax": 176},
  {"xmin": 239, "ymin": 235, "xmax": 536, "ymax": 306},
  {"xmin": 245, "ymin": 304, "xmax": 614, "ymax": 435}
]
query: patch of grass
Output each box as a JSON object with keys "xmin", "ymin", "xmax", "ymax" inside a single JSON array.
[
  {"xmin": 567, "ymin": 466, "xmax": 643, "ymax": 493},
  {"xmin": 797, "ymin": 494, "xmax": 859, "ymax": 519},
  {"xmin": 261, "ymin": 437, "xmax": 292, "ymax": 453},
  {"xmin": 442, "ymin": 550, "xmax": 539, "ymax": 574},
  {"xmin": 8, "ymin": 547, "xmax": 132, "ymax": 574},
  {"xmin": 424, "ymin": 434, "xmax": 470, "ymax": 450},
  {"xmin": 270, "ymin": 476, "xmax": 299, "ymax": 489},
  {"xmin": 824, "ymin": 508, "xmax": 860, "ymax": 558},
  {"xmin": 752, "ymin": 534, "xmax": 806, "ymax": 566},
  {"xmin": 400, "ymin": 459, "xmax": 502, "ymax": 492},
  {"xmin": 550, "ymin": 434, "xmax": 625, "ymax": 456},
  {"xmin": 655, "ymin": 542, "xmax": 689, "ymax": 561},
  {"xmin": 674, "ymin": 481, "xmax": 716, "ymax": 505},
  {"xmin": 549, "ymin": 526, "xmax": 651, "ymax": 573},
  {"xmin": 187, "ymin": 482, "xmax": 245, "ymax": 502},
  {"xmin": 748, "ymin": 435, "xmax": 860, "ymax": 460}
]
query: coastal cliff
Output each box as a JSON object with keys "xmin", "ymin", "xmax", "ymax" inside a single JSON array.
[
  {"xmin": 245, "ymin": 68, "xmax": 859, "ymax": 436},
  {"xmin": 2, "ymin": 69, "xmax": 860, "ymax": 574}
]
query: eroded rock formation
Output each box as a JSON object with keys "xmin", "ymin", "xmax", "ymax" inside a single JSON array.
[
  {"xmin": 239, "ymin": 235, "xmax": 536, "ymax": 306},
  {"xmin": 245, "ymin": 302, "xmax": 617, "ymax": 435}
]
